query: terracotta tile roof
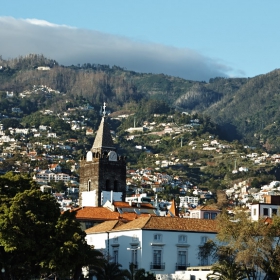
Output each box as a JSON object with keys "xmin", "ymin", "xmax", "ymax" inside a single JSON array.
[
  {"xmin": 194, "ymin": 205, "xmax": 221, "ymax": 211},
  {"xmin": 114, "ymin": 201, "xmax": 156, "ymax": 210},
  {"xmin": 121, "ymin": 212, "xmax": 138, "ymax": 220},
  {"xmin": 114, "ymin": 201, "xmax": 132, "ymax": 208},
  {"xmin": 111, "ymin": 216, "xmax": 218, "ymax": 233},
  {"xmin": 85, "ymin": 220, "xmax": 124, "ymax": 234},
  {"xmin": 139, "ymin": 213, "xmax": 156, "ymax": 217},
  {"xmin": 131, "ymin": 202, "xmax": 156, "ymax": 209},
  {"xmin": 72, "ymin": 207, "xmax": 120, "ymax": 221},
  {"xmin": 111, "ymin": 217, "xmax": 151, "ymax": 231}
]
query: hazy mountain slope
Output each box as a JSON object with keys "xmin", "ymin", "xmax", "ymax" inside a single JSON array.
[{"xmin": 1, "ymin": 55, "xmax": 280, "ymax": 150}]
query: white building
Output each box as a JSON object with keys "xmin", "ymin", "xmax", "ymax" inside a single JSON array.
[
  {"xmin": 85, "ymin": 216, "xmax": 217, "ymax": 276},
  {"xmin": 179, "ymin": 196, "xmax": 199, "ymax": 208},
  {"xmin": 251, "ymin": 195, "xmax": 280, "ymax": 221},
  {"xmin": 34, "ymin": 170, "xmax": 77, "ymax": 184},
  {"xmin": 188, "ymin": 205, "xmax": 221, "ymax": 220}
]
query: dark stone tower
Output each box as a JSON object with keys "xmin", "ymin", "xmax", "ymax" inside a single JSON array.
[{"xmin": 79, "ymin": 116, "xmax": 126, "ymax": 207}]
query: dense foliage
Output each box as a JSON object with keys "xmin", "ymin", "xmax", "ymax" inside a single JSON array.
[
  {"xmin": 0, "ymin": 173, "xmax": 102, "ymax": 280},
  {"xmin": 199, "ymin": 211, "xmax": 280, "ymax": 279}
]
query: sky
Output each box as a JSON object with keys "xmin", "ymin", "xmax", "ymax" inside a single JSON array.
[{"xmin": 1, "ymin": 1, "xmax": 280, "ymax": 81}]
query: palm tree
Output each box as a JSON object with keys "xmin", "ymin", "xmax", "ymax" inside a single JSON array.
[
  {"xmin": 207, "ymin": 260, "xmax": 246, "ymax": 280},
  {"xmin": 91, "ymin": 260, "xmax": 130, "ymax": 280},
  {"xmin": 127, "ymin": 263, "xmax": 156, "ymax": 280}
]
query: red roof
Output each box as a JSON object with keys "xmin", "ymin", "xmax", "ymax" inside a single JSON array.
[{"xmin": 72, "ymin": 207, "xmax": 120, "ymax": 221}]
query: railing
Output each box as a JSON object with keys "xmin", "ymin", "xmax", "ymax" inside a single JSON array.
[
  {"xmin": 150, "ymin": 262, "xmax": 165, "ymax": 270},
  {"xmin": 176, "ymin": 263, "xmax": 190, "ymax": 270}
]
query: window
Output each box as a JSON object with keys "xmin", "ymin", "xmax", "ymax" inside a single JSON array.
[
  {"xmin": 200, "ymin": 236, "xmax": 209, "ymax": 265},
  {"xmin": 106, "ymin": 180, "xmax": 110, "ymax": 191},
  {"xmin": 114, "ymin": 180, "xmax": 118, "ymax": 191},
  {"xmin": 211, "ymin": 213, "xmax": 217, "ymax": 219},
  {"xmin": 272, "ymin": 209, "xmax": 277, "ymax": 215},
  {"xmin": 253, "ymin": 208, "xmax": 257, "ymax": 216},
  {"xmin": 85, "ymin": 222, "xmax": 94, "ymax": 229},
  {"xmin": 178, "ymin": 235, "xmax": 187, "ymax": 243},
  {"xmin": 153, "ymin": 249, "xmax": 162, "ymax": 267},
  {"xmin": 131, "ymin": 247, "xmax": 138, "ymax": 268},
  {"xmin": 154, "ymin": 234, "xmax": 162, "ymax": 242},
  {"xmin": 263, "ymin": 208, "xmax": 269, "ymax": 216},
  {"xmin": 203, "ymin": 212, "xmax": 210, "ymax": 219},
  {"xmin": 201, "ymin": 236, "xmax": 208, "ymax": 244},
  {"xmin": 87, "ymin": 180, "xmax": 91, "ymax": 191},
  {"xmin": 177, "ymin": 250, "xmax": 187, "ymax": 270},
  {"xmin": 113, "ymin": 249, "xmax": 118, "ymax": 264},
  {"xmin": 201, "ymin": 255, "xmax": 209, "ymax": 266}
]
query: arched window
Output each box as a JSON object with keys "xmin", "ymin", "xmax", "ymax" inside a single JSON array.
[
  {"xmin": 114, "ymin": 180, "xmax": 118, "ymax": 191},
  {"xmin": 106, "ymin": 180, "xmax": 110, "ymax": 191},
  {"xmin": 87, "ymin": 180, "xmax": 91, "ymax": 191}
]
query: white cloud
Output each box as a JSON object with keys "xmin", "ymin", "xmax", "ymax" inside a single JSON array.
[{"xmin": 0, "ymin": 17, "xmax": 235, "ymax": 81}]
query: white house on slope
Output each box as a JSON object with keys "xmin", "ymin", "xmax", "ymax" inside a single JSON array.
[{"xmin": 251, "ymin": 195, "xmax": 280, "ymax": 221}]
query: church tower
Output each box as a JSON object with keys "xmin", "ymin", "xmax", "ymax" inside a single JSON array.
[{"xmin": 79, "ymin": 103, "xmax": 126, "ymax": 207}]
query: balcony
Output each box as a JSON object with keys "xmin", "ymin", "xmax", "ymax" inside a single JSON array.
[
  {"xmin": 150, "ymin": 262, "xmax": 165, "ymax": 270},
  {"xmin": 176, "ymin": 263, "xmax": 190, "ymax": 270}
]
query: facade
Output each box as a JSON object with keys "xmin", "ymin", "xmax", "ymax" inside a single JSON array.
[
  {"xmin": 188, "ymin": 205, "xmax": 221, "ymax": 219},
  {"xmin": 251, "ymin": 195, "xmax": 280, "ymax": 221},
  {"xmin": 79, "ymin": 115, "xmax": 126, "ymax": 207},
  {"xmin": 85, "ymin": 216, "xmax": 218, "ymax": 275},
  {"xmin": 33, "ymin": 170, "xmax": 76, "ymax": 184}
]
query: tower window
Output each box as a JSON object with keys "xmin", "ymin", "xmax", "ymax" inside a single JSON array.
[
  {"xmin": 87, "ymin": 180, "xmax": 91, "ymax": 191},
  {"xmin": 106, "ymin": 180, "xmax": 110, "ymax": 191},
  {"xmin": 114, "ymin": 180, "xmax": 118, "ymax": 191}
]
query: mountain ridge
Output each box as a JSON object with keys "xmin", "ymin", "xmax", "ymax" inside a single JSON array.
[{"xmin": 1, "ymin": 54, "xmax": 280, "ymax": 151}]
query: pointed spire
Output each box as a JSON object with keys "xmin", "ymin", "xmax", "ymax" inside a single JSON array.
[{"xmin": 91, "ymin": 117, "xmax": 115, "ymax": 152}]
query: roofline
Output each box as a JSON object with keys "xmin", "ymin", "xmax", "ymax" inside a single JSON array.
[
  {"xmin": 109, "ymin": 228, "xmax": 218, "ymax": 234},
  {"xmin": 76, "ymin": 218, "xmax": 119, "ymax": 221}
]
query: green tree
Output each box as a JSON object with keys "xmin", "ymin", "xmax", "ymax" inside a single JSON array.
[
  {"xmin": 199, "ymin": 211, "xmax": 280, "ymax": 280},
  {"xmin": 0, "ymin": 174, "xmax": 103, "ymax": 280},
  {"xmin": 208, "ymin": 259, "xmax": 247, "ymax": 280}
]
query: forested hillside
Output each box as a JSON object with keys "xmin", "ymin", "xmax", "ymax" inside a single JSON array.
[{"xmin": 1, "ymin": 54, "xmax": 280, "ymax": 151}]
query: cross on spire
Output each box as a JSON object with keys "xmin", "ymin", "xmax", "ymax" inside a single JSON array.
[{"xmin": 102, "ymin": 102, "xmax": 106, "ymax": 117}]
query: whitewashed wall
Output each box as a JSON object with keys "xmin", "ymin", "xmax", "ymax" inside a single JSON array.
[{"xmin": 86, "ymin": 229, "xmax": 217, "ymax": 275}]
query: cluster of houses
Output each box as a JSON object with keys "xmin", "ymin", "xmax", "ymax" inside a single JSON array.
[
  {"xmin": 0, "ymin": 98, "xmax": 280, "ymax": 280},
  {"xmin": 19, "ymin": 84, "xmax": 60, "ymax": 98},
  {"xmin": 77, "ymin": 191, "xmax": 280, "ymax": 280}
]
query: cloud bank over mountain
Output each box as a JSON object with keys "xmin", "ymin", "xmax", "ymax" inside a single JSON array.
[{"xmin": 0, "ymin": 17, "xmax": 235, "ymax": 81}]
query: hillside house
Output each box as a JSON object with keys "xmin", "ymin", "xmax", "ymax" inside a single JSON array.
[
  {"xmin": 251, "ymin": 195, "xmax": 280, "ymax": 221},
  {"xmin": 188, "ymin": 205, "xmax": 221, "ymax": 220},
  {"xmin": 49, "ymin": 163, "xmax": 62, "ymax": 173}
]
